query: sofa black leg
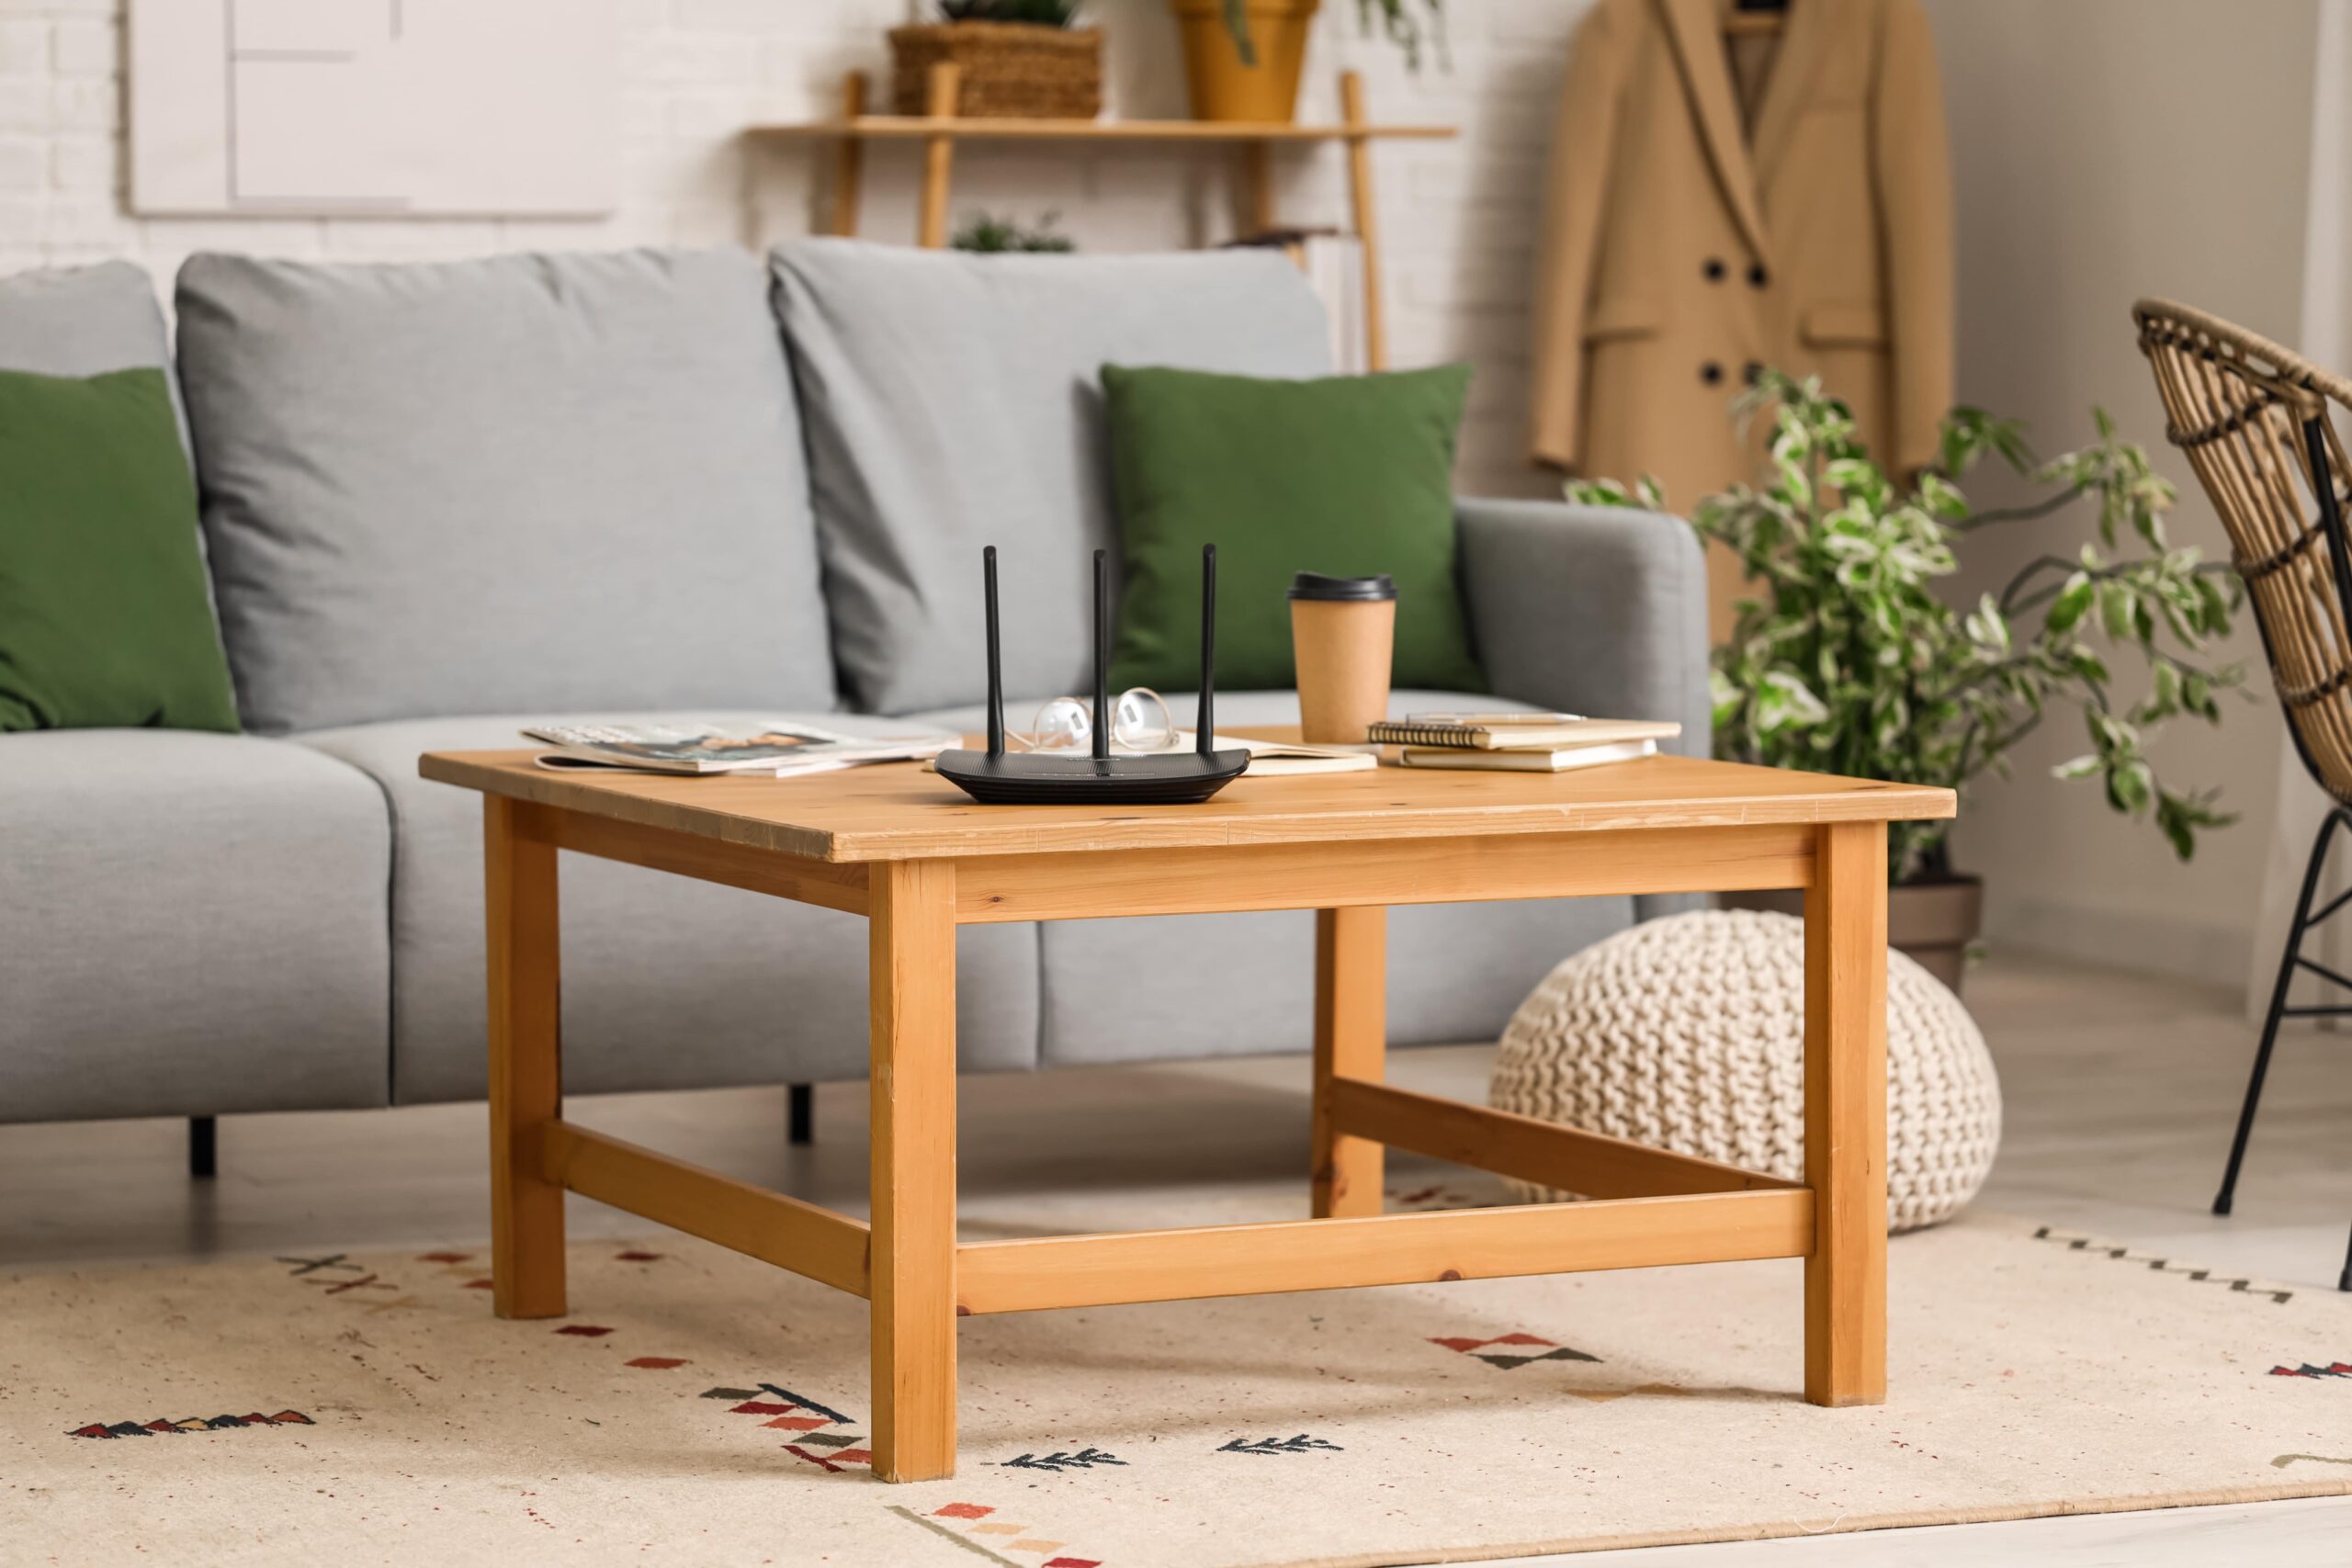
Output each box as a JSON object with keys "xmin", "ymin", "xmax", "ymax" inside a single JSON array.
[
  {"xmin": 189, "ymin": 1116, "xmax": 217, "ymax": 1179},
  {"xmin": 787, "ymin": 1083, "xmax": 813, "ymax": 1146}
]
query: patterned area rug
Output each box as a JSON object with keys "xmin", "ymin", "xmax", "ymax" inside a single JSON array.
[{"xmin": 5, "ymin": 1180, "xmax": 2348, "ymax": 1567}]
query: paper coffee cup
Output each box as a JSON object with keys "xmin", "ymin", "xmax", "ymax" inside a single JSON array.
[{"xmin": 1289, "ymin": 571, "xmax": 1396, "ymax": 745}]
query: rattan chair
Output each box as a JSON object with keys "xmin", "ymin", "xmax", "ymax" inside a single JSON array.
[{"xmin": 2134, "ymin": 298, "xmax": 2352, "ymax": 1292}]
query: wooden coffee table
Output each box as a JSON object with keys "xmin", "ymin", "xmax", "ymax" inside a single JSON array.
[{"xmin": 420, "ymin": 741, "xmax": 1953, "ymax": 1482}]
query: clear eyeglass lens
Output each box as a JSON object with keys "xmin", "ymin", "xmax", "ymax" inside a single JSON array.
[
  {"xmin": 1025, "ymin": 697, "xmax": 1091, "ymax": 751},
  {"xmin": 1114, "ymin": 687, "xmax": 1175, "ymax": 751}
]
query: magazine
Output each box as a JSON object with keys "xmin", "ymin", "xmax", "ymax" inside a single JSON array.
[
  {"xmin": 524, "ymin": 721, "xmax": 954, "ymax": 776},
  {"xmin": 1183, "ymin": 732, "xmax": 1376, "ymax": 775}
]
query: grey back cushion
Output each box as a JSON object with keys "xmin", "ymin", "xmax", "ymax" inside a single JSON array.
[
  {"xmin": 0, "ymin": 259, "xmax": 187, "ymax": 450},
  {"xmin": 175, "ymin": 248, "xmax": 836, "ymax": 735},
  {"xmin": 769, "ymin": 240, "xmax": 1333, "ymax": 716}
]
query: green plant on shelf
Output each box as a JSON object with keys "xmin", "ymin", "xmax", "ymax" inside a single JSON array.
[
  {"xmin": 938, "ymin": 0, "xmax": 1084, "ymax": 24},
  {"xmin": 950, "ymin": 210, "xmax": 1077, "ymax": 253},
  {"xmin": 1566, "ymin": 368, "xmax": 2247, "ymax": 884},
  {"xmin": 1222, "ymin": 0, "xmax": 1446, "ymax": 70}
]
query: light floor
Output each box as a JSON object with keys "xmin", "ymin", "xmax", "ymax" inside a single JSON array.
[{"xmin": 4, "ymin": 952, "xmax": 2348, "ymax": 1564}]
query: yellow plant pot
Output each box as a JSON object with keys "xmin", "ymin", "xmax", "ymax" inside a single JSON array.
[{"xmin": 1171, "ymin": 0, "xmax": 1318, "ymax": 123}]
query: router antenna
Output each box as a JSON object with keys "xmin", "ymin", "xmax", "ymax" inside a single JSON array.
[
  {"xmin": 983, "ymin": 546, "xmax": 1005, "ymax": 759},
  {"xmin": 1091, "ymin": 548, "xmax": 1112, "ymax": 763},
  {"xmin": 1197, "ymin": 544, "xmax": 1216, "ymax": 755}
]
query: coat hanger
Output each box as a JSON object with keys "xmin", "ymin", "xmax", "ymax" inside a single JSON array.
[{"xmin": 1724, "ymin": 0, "xmax": 1786, "ymax": 36}]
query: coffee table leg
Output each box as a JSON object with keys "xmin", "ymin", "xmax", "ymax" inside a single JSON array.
[
  {"xmin": 1311, "ymin": 906, "xmax": 1387, "ymax": 1218},
  {"xmin": 869, "ymin": 860, "xmax": 958, "ymax": 1482},
  {"xmin": 485, "ymin": 797, "xmax": 566, "ymax": 1320},
  {"xmin": 1804, "ymin": 820, "xmax": 1888, "ymax": 1405}
]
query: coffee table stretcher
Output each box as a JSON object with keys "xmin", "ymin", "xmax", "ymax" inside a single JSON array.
[{"xmin": 456, "ymin": 764, "xmax": 1917, "ymax": 1484}]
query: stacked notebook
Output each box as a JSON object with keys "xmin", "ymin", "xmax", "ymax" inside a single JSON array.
[{"xmin": 1366, "ymin": 713, "xmax": 1682, "ymax": 773}]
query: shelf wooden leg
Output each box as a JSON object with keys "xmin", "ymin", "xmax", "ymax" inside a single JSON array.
[
  {"xmin": 1339, "ymin": 69, "xmax": 1385, "ymax": 372},
  {"xmin": 1311, "ymin": 905, "xmax": 1387, "ymax": 1218},
  {"xmin": 918, "ymin": 62, "xmax": 961, "ymax": 249},
  {"xmin": 1804, "ymin": 819, "xmax": 1888, "ymax": 1406},
  {"xmin": 1238, "ymin": 139, "xmax": 1274, "ymax": 236},
  {"xmin": 869, "ymin": 859, "xmax": 959, "ymax": 1482},
  {"xmin": 486, "ymin": 796, "xmax": 566, "ymax": 1321},
  {"xmin": 830, "ymin": 70, "xmax": 865, "ymax": 238}
]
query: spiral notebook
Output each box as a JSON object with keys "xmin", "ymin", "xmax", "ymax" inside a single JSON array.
[
  {"xmin": 1397, "ymin": 739, "xmax": 1658, "ymax": 773},
  {"xmin": 1365, "ymin": 714, "xmax": 1682, "ymax": 751}
]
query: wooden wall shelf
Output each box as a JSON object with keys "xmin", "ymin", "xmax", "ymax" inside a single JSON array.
[
  {"xmin": 754, "ymin": 64, "xmax": 1455, "ymax": 372},
  {"xmin": 750, "ymin": 117, "xmax": 1454, "ymax": 143}
]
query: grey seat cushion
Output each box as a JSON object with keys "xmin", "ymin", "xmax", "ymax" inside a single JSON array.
[
  {"xmin": 175, "ymin": 248, "xmax": 836, "ymax": 735},
  {"xmin": 0, "ymin": 730, "xmax": 390, "ymax": 1122},
  {"xmin": 0, "ymin": 258, "xmax": 187, "ymax": 450},
  {"xmin": 300, "ymin": 713, "xmax": 1040, "ymax": 1103},
  {"xmin": 1035, "ymin": 895, "xmax": 1631, "ymax": 1066},
  {"xmin": 904, "ymin": 689, "xmax": 1636, "ymax": 1066},
  {"xmin": 769, "ymin": 240, "xmax": 1333, "ymax": 716}
]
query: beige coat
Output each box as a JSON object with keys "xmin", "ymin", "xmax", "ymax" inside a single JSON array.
[{"xmin": 1531, "ymin": 0, "xmax": 1953, "ymax": 627}]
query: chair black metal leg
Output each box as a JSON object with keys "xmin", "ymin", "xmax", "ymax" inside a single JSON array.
[
  {"xmin": 189, "ymin": 1116, "xmax": 217, "ymax": 1179},
  {"xmin": 2339, "ymin": 1223, "xmax": 2351, "ymax": 1292},
  {"xmin": 2217, "ymin": 807, "xmax": 2352, "ymax": 1215},
  {"xmin": 787, "ymin": 1083, "xmax": 813, "ymax": 1146},
  {"xmin": 2217, "ymin": 987, "xmax": 2293, "ymax": 1218}
]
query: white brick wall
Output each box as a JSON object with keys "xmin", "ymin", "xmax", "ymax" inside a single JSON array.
[{"xmin": 0, "ymin": 0, "xmax": 1584, "ymax": 495}]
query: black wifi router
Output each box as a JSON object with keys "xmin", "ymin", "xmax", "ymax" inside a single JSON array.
[{"xmin": 934, "ymin": 543, "xmax": 1250, "ymax": 806}]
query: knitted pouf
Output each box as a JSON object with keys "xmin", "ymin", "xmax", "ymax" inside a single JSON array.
[{"xmin": 1489, "ymin": 909, "xmax": 2001, "ymax": 1232}]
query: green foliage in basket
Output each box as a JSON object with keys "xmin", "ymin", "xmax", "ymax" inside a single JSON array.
[
  {"xmin": 951, "ymin": 210, "xmax": 1077, "ymax": 253},
  {"xmin": 1223, "ymin": 0, "xmax": 1446, "ymax": 71},
  {"xmin": 939, "ymin": 0, "xmax": 1084, "ymax": 26},
  {"xmin": 1566, "ymin": 369, "xmax": 2247, "ymax": 883}
]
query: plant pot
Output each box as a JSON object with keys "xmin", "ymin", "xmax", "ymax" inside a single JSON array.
[
  {"xmin": 888, "ymin": 22, "xmax": 1103, "ymax": 119},
  {"xmin": 1720, "ymin": 875, "xmax": 1984, "ymax": 996},
  {"xmin": 1170, "ymin": 0, "xmax": 1318, "ymax": 123}
]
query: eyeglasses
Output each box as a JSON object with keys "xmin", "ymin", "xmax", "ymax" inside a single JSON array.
[{"xmin": 1013, "ymin": 688, "xmax": 1177, "ymax": 753}]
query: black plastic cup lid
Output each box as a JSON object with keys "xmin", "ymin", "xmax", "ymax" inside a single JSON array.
[{"xmin": 1288, "ymin": 571, "xmax": 1397, "ymax": 603}]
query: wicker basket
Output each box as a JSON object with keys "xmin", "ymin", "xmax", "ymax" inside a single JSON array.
[{"xmin": 888, "ymin": 23, "xmax": 1102, "ymax": 119}]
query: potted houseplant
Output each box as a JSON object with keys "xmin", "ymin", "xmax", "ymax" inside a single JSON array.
[
  {"xmin": 1569, "ymin": 370, "xmax": 2245, "ymax": 992},
  {"xmin": 950, "ymin": 209, "xmax": 1077, "ymax": 252},
  {"xmin": 890, "ymin": 1, "xmax": 1102, "ymax": 120},
  {"xmin": 1174, "ymin": 0, "xmax": 1443, "ymax": 124}
]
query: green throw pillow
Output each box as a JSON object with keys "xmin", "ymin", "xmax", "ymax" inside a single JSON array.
[
  {"xmin": 0, "ymin": 367, "xmax": 239, "ymax": 732},
  {"xmin": 1102, "ymin": 361, "xmax": 1485, "ymax": 694}
]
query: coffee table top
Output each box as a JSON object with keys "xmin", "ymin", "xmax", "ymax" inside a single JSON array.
[{"xmin": 420, "ymin": 732, "xmax": 1954, "ymax": 863}]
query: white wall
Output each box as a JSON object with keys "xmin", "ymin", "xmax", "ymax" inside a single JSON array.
[
  {"xmin": 0, "ymin": 0, "xmax": 1581, "ymax": 500},
  {"xmin": 1922, "ymin": 0, "xmax": 2317, "ymax": 988}
]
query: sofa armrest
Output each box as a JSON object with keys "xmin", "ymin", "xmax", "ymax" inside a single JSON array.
[
  {"xmin": 1458, "ymin": 497, "xmax": 1710, "ymax": 752},
  {"xmin": 1457, "ymin": 497, "xmax": 1711, "ymax": 922}
]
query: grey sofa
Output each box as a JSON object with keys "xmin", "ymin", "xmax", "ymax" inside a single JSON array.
[{"xmin": 0, "ymin": 241, "xmax": 1707, "ymax": 1132}]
